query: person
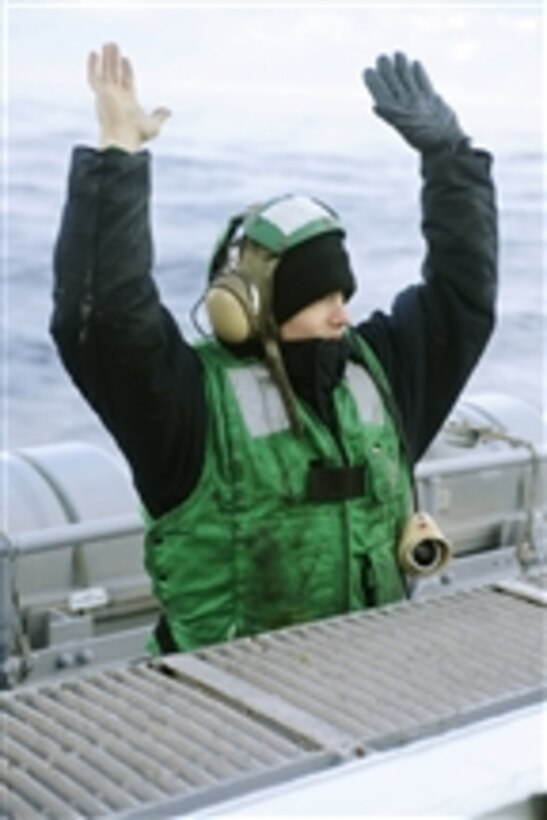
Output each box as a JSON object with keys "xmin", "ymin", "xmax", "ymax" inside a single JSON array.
[{"xmin": 51, "ymin": 43, "xmax": 497, "ymax": 654}]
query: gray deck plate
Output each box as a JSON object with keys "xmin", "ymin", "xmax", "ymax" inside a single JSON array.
[{"xmin": 2, "ymin": 579, "xmax": 546, "ymax": 818}]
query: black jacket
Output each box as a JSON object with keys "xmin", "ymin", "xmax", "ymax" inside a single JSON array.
[{"xmin": 51, "ymin": 144, "xmax": 497, "ymax": 518}]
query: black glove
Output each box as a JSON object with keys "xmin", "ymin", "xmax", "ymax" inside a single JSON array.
[{"xmin": 363, "ymin": 52, "xmax": 468, "ymax": 154}]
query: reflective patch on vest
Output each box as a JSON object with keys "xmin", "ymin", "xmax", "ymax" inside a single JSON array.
[
  {"xmin": 345, "ymin": 363, "xmax": 385, "ymax": 425},
  {"xmin": 228, "ymin": 365, "xmax": 289, "ymax": 437}
]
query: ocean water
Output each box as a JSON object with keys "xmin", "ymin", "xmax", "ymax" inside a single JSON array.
[{"xmin": 2, "ymin": 100, "xmax": 545, "ymax": 455}]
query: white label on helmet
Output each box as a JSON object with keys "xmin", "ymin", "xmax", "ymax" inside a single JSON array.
[{"xmin": 261, "ymin": 196, "xmax": 329, "ymax": 237}]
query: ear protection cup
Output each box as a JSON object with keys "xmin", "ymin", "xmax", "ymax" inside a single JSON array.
[
  {"xmin": 205, "ymin": 273, "xmax": 257, "ymax": 344},
  {"xmin": 206, "ymin": 234, "xmax": 278, "ymax": 343},
  {"xmin": 205, "ymin": 210, "xmax": 259, "ymax": 343}
]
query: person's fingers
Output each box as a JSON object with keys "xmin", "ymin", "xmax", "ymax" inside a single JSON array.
[
  {"xmin": 87, "ymin": 51, "xmax": 99, "ymax": 90},
  {"xmin": 100, "ymin": 44, "xmax": 109, "ymax": 83},
  {"xmin": 412, "ymin": 60, "xmax": 436, "ymax": 98},
  {"xmin": 152, "ymin": 107, "xmax": 172, "ymax": 126},
  {"xmin": 121, "ymin": 56, "xmax": 134, "ymax": 91},
  {"xmin": 376, "ymin": 55, "xmax": 403, "ymax": 101},
  {"xmin": 362, "ymin": 67, "xmax": 394, "ymax": 107},
  {"xmin": 394, "ymin": 52, "xmax": 419, "ymax": 97},
  {"xmin": 103, "ymin": 42, "xmax": 120, "ymax": 84}
]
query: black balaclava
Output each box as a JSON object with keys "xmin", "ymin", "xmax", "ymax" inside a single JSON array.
[
  {"xmin": 272, "ymin": 233, "xmax": 356, "ymax": 325},
  {"xmin": 271, "ymin": 232, "xmax": 356, "ymax": 431}
]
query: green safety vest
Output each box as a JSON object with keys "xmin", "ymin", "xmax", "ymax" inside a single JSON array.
[{"xmin": 145, "ymin": 331, "xmax": 412, "ymax": 653}]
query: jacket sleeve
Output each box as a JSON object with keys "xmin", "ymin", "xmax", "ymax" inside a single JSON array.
[
  {"xmin": 356, "ymin": 144, "xmax": 498, "ymax": 463},
  {"xmin": 50, "ymin": 146, "xmax": 206, "ymax": 517}
]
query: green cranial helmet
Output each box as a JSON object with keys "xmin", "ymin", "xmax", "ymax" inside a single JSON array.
[
  {"xmin": 208, "ymin": 193, "xmax": 345, "ymax": 281},
  {"xmin": 242, "ymin": 193, "xmax": 344, "ymax": 254}
]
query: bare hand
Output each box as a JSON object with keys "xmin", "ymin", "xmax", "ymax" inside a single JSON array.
[{"xmin": 88, "ymin": 42, "xmax": 171, "ymax": 152}]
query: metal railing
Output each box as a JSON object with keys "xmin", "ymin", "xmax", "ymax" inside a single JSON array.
[
  {"xmin": 1, "ymin": 445, "xmax": 545, "ymax": 689},
  {"xmin": 0, "ymin": 514, "xmax": 144, "ymax": 688}
]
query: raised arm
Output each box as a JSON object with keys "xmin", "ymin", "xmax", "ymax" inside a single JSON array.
[
  {"xmin": 357, "ymin": 53, "xmax": 498, "ymax": 462},
  {"xmin": 51, "ymin": 44, "xmax": 206, "ymax": 518}
]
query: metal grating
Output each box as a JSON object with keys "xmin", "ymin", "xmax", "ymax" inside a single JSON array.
[
  {"xmin": 1, "ymin": 578, "xmax": 546, "ymax": 818},
  {"xmin": 186, "ymin": 581, "xmax": 547, "ymax": 749},
  {"xmin": 1, "ymin": 666, "xmax": 331, "ymax": 819}
]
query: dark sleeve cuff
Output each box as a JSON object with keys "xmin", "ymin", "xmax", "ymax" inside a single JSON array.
[{"xmin": 67, "ymin": 145, "xmax": 151, "ymax": 199}]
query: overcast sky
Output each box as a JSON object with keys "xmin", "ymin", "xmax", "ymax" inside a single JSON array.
[{"xmin": 4, "ymin": 1, "xmax": 544, "ymax": 154}]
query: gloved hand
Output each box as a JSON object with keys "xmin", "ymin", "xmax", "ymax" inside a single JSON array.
[{"xmin": 363, "ymin": 52, "xmax": 468, "ymax": 154}]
